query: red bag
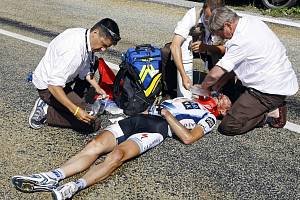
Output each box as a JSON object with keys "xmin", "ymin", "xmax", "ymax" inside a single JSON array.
[{"xmin": 96, "ymin": 58, "xmax": 116, "ymax": 100}]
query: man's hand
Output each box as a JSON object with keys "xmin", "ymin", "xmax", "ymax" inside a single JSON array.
[
  {"xmin": 191, "ymin": 41, "xmax": 206, "ymax": 53},
  {"xmin": 160, "ymin": 108, "xmax": 171, "ymax": 118},
  {"xmin": 191, "ymin": 41, "xmax": 201, "ymax": 53},
  {"xmin": 86, "ymin": 74, "xmax": 107, "ymax": 96},
  {"xmin": 75, "ymin": 107, "xmax": 96, "ymax": 124},
  {"xmin": 95, "ymin": 85, "xmax": 107, "ymax": 96},
  {"xmin": 190, "ymin": 84, "xmax": 211, "ymax": 96},
  {"xmin": 182, "ymin": 75, "xmax": 192, "ymax": 90},
  {"xmin": 201, "ymin": 66, "xmax": 227, "ymax": 90}
]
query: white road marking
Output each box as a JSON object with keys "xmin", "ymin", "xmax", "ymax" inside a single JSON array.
[
  {"xmin": 0, "ymin": 28, "xmax": 120, "ymax": 71},
  {"xmin": 238, "ymin": 13, "xmax": 300, "ymax": 28},
  {"xmin": 284, "ymin": 121, "xmax": 300, "ymax": 134},
  {"xmin": 1, "ymin": 28, "xmax": 300, "ymax": 133},
  {"xmin": 0, "ymin": 28, "xmax": 49, "ymax": 47}
]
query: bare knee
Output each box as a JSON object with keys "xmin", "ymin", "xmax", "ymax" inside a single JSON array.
[
  {"xmin": 105, "ymin": 148, "xmax": 125, "ymax": 168},
  {"xmin": 84, "ymin": 138, "xmax": 106, "ymax": 155}
]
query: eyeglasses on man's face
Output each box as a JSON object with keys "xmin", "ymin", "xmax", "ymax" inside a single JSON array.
[{"xmin": 100, "ymin": 24, "xmax": 121, "ymax": 45}]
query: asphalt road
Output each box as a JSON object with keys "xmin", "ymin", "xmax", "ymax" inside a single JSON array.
[{"xmin": 0, "ymin": 0, "xmax": 299, "ymax": 200}]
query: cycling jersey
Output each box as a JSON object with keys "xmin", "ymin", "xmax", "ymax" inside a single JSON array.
[
  {"xmin": 158, "ymin": 97, "xmax": 216, "ymax": 134},
  {"xmin": 104, "ymin": 98, "xmax": 216, "ymax": 154}
]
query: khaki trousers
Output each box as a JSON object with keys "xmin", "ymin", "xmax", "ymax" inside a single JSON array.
[
  {"xmin": 218, "ymin": 88, "xmax": 286, "ymax": 135},
  {"xmin": 38, "ymin": 86, "xmax": 101, "ymax": 132}
]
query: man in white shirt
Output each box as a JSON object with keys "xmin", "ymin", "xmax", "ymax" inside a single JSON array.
[
  {"xmin": 201, "ymin": 7, "xmax": 299, "ymax": 135},
  {"xmin": 169, "ymin": 0, "xmax": 225, "ymax": 98},
  {"xmin": 29, "ymin": 18, "xmax": 121, "ymax": 132}
]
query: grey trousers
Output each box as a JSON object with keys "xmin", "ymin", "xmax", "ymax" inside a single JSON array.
[
  {"xmin": 38, "ymin": 86, "xmax": 101, "ymax": 132},
  {"xmin": 218, "ymin": 88, "xmax": 286, "ymax": 135}
]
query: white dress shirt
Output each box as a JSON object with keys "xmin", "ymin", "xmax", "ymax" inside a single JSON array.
[
  {"xmin": 216, "ymin": 16, "xmax": 298, "ymax": 96},
  {"xmin": 32, "ymin": 28, "xmax": 93, "ymax": 89}
]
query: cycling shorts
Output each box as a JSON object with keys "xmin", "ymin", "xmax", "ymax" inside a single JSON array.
[{"xmin": 104, "ymin": 114, "xmax": 169, "ymax": 154}]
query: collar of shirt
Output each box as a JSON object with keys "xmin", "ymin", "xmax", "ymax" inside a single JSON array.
[
  {"xmin": 86, "ymin": 29, "xmax": 92, "ymax": 52},
  {"xmin": 226, "ymin": 16, "xmax": 245, "ymax": 47},
  {"xmin": 85, "ymin": 29, "xmax": 95, "ymax": 76}
]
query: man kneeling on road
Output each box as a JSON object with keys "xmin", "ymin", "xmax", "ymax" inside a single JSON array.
[
  {"xmin": 29, "ymin": 18, "xmax": 121, "ymax": 132},
  {"xmin": 12, "ymin": 95, "xmax": 231, "ymax": 200},
  {"xmin": 201, "ymin": 7, "xmax": 298, "ymax": 135}
]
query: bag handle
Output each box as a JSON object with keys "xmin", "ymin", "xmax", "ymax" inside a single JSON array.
[{"xmin": 135, "ymin": 44, "xmax": 155, "ymax": 51}]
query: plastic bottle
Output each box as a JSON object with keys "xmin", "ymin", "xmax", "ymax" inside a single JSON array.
[
  {"xmin": 89, "ymin": 95, "xmax": 108, "ymax": 116},
  {"xmin": 27, "ymin": 71, "xmax": 33, "ymax": 82},
  {"xmin": 105, "ymin": 100, "xmax": 123, "ymax": 114},
  {"xmin": 190, "ymin": 85, "xmax": 211, "ymax": 97}
]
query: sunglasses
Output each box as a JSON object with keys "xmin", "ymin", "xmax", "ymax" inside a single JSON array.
[{"xmin": 100, "ymin": 24, "xmax": 121, "ymax": 45}]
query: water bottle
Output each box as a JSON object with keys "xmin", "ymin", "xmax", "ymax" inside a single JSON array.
[
  {"xmin": 190, "ymin": 85, "xmax": 211, "ymax": 97},
  {"xmin": 27, "ymin": 71, "xmax": 33, "ymax": 82},
  {"xmin": 89, "ymin": 95, "xmax": 108, "ymax": 116}
]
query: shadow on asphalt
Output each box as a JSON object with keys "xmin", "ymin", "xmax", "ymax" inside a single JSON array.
[{"xmin": 288, "ymin": 95, "xmax": 300, "ymax": 119}]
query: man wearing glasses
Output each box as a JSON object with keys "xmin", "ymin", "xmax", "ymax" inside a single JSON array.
[
  {"xmin": 28, "ymin": 18, "xmax": 121, "ymax": 132},
  {"xmin": 201, "ymin": 7, "xmax": 298, "ymax": 135}
]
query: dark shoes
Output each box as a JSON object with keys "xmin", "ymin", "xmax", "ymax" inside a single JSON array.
[
  {"xmin": 28, "ymin": 98, "xmax": 47, "ymax": 129},
  {"xmin": 269, "ymin": 103, "xmax": 287, "ymax": 128}
]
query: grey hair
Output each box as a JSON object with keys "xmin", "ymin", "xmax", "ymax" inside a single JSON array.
[{"xmin": 208, "ymin": 7, "xmax": 239, "ymax": 34}]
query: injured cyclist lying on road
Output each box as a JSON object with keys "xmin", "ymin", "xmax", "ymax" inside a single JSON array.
[{"xmin": 11, "ymin": 95, "xmax": 231, "ymax": 200}]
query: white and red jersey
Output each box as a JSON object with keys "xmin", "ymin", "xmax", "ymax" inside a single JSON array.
[
  {"xmin": 105, "ymin": 98, "xmax": 217, "ymax": 155},
  {"xmin": 161, "ymin": 97, "xmax": 216, "ymax": 132}
]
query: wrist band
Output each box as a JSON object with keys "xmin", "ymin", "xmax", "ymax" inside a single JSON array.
[{"xmin": 74, "ymin": 107, "xmax": 80, "ymax": 116}]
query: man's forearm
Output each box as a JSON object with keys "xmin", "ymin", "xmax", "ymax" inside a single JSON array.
[
  {"xmin": 201, "ymin": 75, "xmax": 218, "ymax": 90},
  {"xmin": 202, "ymin": 66, "xmax": 226, "ymax": 90},
  {"xmin": 212, "ymin": 71, "xmax": 236, "ymax": 92},
  {"xmin": 170, "ymin": 44, "xmax": 186, "ymax": 78},
  {"xmin": 48, "ymin": 85, "xmax": 78, "ymax": 113},
  {"xmin": 201, "ymin": 44, "xmax": 225, "ymax": 55},
  {"xmin": 86, "ymin": 75, "xmax": 100, "ymax": 91}
]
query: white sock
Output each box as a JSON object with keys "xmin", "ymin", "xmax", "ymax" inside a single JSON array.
[
  {"xmin": 267, "ymin": 108, "xmax": 279, "ymax": 118},
  {"xmin": 46, "ymin": 168, "xmax": 65, "ymax": 181},
  {"xmin": 43, "ymin": 103, "xmax": 49, "ymax": 115},
  {"xmin": 74, "ymin": 178, "xmax": 87, "ymax": 191}
]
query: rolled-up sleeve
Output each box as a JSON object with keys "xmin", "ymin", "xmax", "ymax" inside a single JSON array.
[{"xmin": 216, "ymin": 43, "xmax": 245, "ymax": 72}]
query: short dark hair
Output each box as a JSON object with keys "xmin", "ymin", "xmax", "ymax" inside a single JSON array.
[
  {"xmin": 203, "ymin": 0, "xmax": 225, "ymax": 11},
  {"xmin": 91, "ymin": 18, "xmax": 121, "ymax": 45}
]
